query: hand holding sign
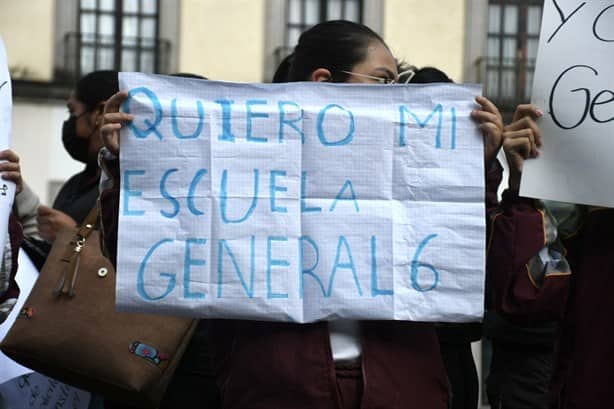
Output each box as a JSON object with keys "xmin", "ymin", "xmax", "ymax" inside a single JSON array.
[
  {"xmin": 101, "ymin": 90, "xmax": 132, "ymax": 156},
  {"xmin": 503, "ymin": 105, "xmax": 544, "ymax": 190},
  {"xmin": 0, "ymin": 149, "xmax": 23, "ymax": 193},
  {"xmin": 470, "ymin": 95, "xmax": 504, "ymax": 170}
]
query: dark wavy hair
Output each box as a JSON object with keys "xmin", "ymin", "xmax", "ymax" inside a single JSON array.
[
  {"xmin": 285, "ymin": 20, "xmax": 387, "ymax": 83},
  {"xmin": 273, "ymin": 54, "xmax": 293, "ymax": 83},
  {"xmin": 410, "ymin": 67, "xmax": 453, "ymax": 84},
  {"xmin": 75, "ymin": 70, "xmax": 119, "ymax": 110}
]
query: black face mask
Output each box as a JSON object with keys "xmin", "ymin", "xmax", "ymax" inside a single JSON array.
[{"xmin": 62, "ymin": 114, "xmax": 91, "ymax": 164}]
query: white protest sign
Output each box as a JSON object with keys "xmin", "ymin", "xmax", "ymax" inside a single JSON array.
[
  {"xmin": 0, "ymin": 37, "xmax": 16, "ymax": 265},
  {"xmin": 0, "ymin": 37, "xmax": 10, "ymax": 151},
  {"xmin": 117, "ymin": 73, "xmax": 485, "ymax": 323},
  {"xmin": 521, "ymin": 1, "xmax": 614, "ymax": 206},
  {"xmin": 0, "ymin": 373, "xmax": 90, "ymax": 409}
]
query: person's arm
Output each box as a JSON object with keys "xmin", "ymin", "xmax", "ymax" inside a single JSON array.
[
  {"xmin": 99, "ymin": 91, "xmax": 131, "ymax": 268},
  {"xmin": 486, "ymin": 105, "xmax": 571, "ymax": 323},
  {"xmin": 487, "ymin": 191, "xmax": 571, "ymax": 322},
  {"xmin": 14, "ymin": 182, "xmax": 42, "ymax": 240},
  {"xmin": 471, "ymin": 96, "xmax": 504, "ymax": 172}
]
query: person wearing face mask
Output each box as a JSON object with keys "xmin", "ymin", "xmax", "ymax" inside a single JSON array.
[{"xmin": 36, "ymin": 70, "xmax": 118, "ymax": 243}]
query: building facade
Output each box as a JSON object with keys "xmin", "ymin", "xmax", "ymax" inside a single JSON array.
[{"xmin": 2, "ymin": 0, "xmax": 490, "ymax": 204}]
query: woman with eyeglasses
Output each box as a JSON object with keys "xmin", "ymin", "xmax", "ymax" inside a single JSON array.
[{"xmin": 99, "ymin": 20, "xmax": 506, "ymax": 409}]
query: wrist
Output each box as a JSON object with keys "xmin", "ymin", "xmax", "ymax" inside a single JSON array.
[{"xmin": 508, "ymin": 170, "xmax": 521, "ymax": 191}]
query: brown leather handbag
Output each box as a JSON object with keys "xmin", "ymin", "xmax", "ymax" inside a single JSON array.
[{"xmin": 0, "ymin": 206, "xmax": 197, "ymax": 408}]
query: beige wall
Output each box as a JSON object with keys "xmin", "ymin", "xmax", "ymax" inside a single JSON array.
[
  {"xmin": 178, "ymin": 0, "xmax": 265, "ymax": 82},
  {"xmin": 0, "ymin": 0, "xmax": 55, "ymax": 81},
  {"xmin": 384, "ymin": 0, "xmax": 466, "ymax": 82},
  {"xmin": 12, "ymin": 102, "xmax": 82, "ymax": 205}
]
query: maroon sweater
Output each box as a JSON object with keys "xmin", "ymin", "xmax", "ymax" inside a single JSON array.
[
  {"xmin": 100, "ymin": 159, "xmax": 451, "ymax": 409},
  {"xmin": 487, "ymin": 166, "xmax": 614, "ymax": 409}
]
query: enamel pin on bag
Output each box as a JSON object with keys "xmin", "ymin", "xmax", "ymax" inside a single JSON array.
[{"xmin": 0, "ymin": 206, "xmax": 197, "ymax": 408}]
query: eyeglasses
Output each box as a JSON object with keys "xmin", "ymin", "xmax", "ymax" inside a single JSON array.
[
  {"xmin": 340, "ymin": 70, "xmax": 397, "ymax": 85},
  {"xmin": 397, "ymin": 68, "xmax": 417, "ymax": 84}
]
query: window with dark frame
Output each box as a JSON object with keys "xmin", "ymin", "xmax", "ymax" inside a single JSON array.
[
  {"xmin": 77, "ymin": 0, "xmax": 162, "ymax": 76},
  {"xmin": 285, "ymin": 0, "xmax": 364, "ymax": 47},
  {"xmin": 484, "ymin": 0, "xmax": 543, "ymax": 109},
  {"xmin": 274, "ymin": 0, "xmax": 363, "ymax": 67}
]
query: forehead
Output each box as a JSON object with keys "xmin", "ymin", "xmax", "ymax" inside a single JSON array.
[{"xmin": 354, "ymin": 41, "xmax": 398, "ymax": 75}]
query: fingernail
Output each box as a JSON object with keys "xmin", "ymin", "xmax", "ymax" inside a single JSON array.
[{"xmin": 536, "ymin": 109, "xmax": 544, "ymax": 117}]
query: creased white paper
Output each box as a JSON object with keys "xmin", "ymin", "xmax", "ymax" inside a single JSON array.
[
  {"xmin": 522, "ymin": 1, "xmax": 614, "ymax": 207},
  {"xmin": 117, "ymin": 73, "xmax": 485, "ymax": 323}
]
